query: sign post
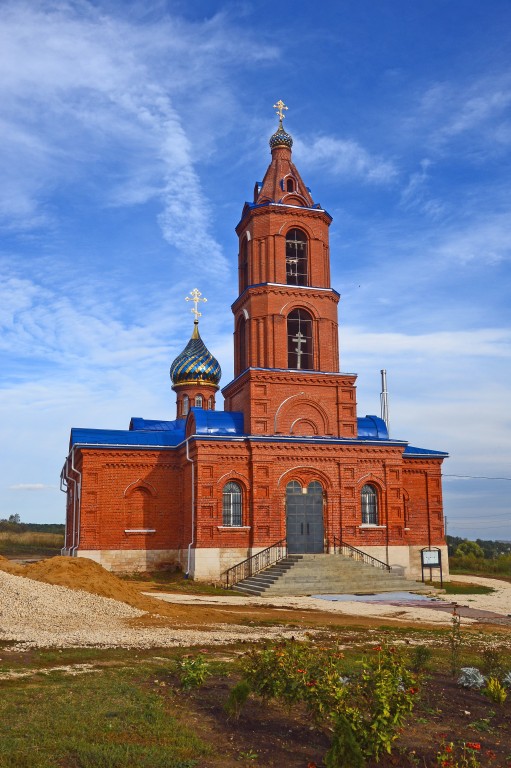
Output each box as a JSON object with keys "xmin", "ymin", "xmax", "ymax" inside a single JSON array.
[{"xmin": 420, "ymin": 547, "xmax": 443, "ymax": 587}]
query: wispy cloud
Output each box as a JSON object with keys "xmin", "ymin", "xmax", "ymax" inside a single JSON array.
[
  {"xmin": 0, "ymin": 2, "xmax": 277, "ymax": 272},
  {"xmin": 8, "ymin": 484, "xmax": 56, "ymax": 491},
  {"xmin": 293, "ymin": 135, "xmax": 397, "ymax": 184}
]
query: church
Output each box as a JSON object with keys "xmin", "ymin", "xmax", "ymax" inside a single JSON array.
[{"xmin": 62, "ymin": 103, "xmax": 448, "ymax": 583}]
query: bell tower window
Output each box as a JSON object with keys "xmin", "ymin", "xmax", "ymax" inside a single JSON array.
[
  {"xmin": 240, "ymin": 237, "xmax": 249, "ymax": 292},
  {"xmin": 286, "ymin": 177, "xmax": 294, "ymax": 192},
  {"xmin": 236, "ymin": 315, "xmax": 247, "ymax": 374},
  {"xmin": 287, "ymin": 309, "xmax": 313, "ymax": 370},
  {"xmin": 286, "ymin": 228, "xmax": 308, "ymax": 286}
]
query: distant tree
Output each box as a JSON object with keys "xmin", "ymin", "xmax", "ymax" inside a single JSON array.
[
  {"xmin": 456, "ymin": 540, "xmax": 484, "ymax": 558},
  {"xmin": 8, "ymin": 513, "xmax": 21, "ymax": 524}
]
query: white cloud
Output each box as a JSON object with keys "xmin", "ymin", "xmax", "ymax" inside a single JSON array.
[
  {"xmin": 342, "ymin": 327, "xmax": 511, "ymax": 359},
  {"xmin": 293, "ymin": 135, "xmax": 397, "ymax": 184},
  {"xmin": 8, "ymin": 484, "xmax": 56, "ymax": 491},
  {"xmin": 0, "ymin": 2, "xmax": 277, "ymax": 271}
]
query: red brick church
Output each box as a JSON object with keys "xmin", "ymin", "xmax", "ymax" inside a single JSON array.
[{"xmin": 62, "ymin": 103, "xmax": 448, "ymax": 582}]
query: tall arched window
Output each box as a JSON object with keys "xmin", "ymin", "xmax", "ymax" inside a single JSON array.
[
  {"xmin": 222, "ymin": 482, "xmax": 243, "ymax": 526},
  {"xmin": 286, "ymin": 177, "xmax": 295, "ymax": 192},
  {"xmin": 237, "ymin": 315, "xmax": 247, "ymax": 373},
  {"xmin": 286, "ymin": 228, "xmax": 308, "ymax": 286},
  {"xmin": 240, "ymin": 237, "xmax": 249, "ymax": 291},
  {"xmin": 195, "ymin": 394, "xmax": 203, "ymax": 408},
  {"xmin": 287, "ymin": 309, "xmax": 313, "ymax": 370},
  {"xmin": 208, "ymin": 396, "xmax": 214, "ymax": 411},
  {"xmin": 361, "ymin": 484, "xmax": 378, "ymax": 525},
  {"xmin": 182, "ymin": 394, "xmax": 189, "ymax": 417}
]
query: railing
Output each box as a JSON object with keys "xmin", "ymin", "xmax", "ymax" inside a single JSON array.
[
  {"xmin": 332, "ymin": 536, "xmax": 391, "ymax": 572},
  {"xmin": 223, "ymin": 538, "xmax": 287, "ymax": 588}
]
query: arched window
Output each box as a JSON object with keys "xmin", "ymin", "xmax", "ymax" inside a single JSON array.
[
  {"xmin": 361, "ymin": 484, "xmax": 378, "ymax": 525},
  {"xmin": 286, "ymin": 228, "xmax": 308, "ymax": 286},
  {"xmin": 222, "ymin": 482, "xmax": 243, "ymax": 526},
  {"xmin": 195, "ymin": 394, "xmax": 203, "ymax": 408},
  {"xmin": 286, "ymin": 177, "xmax": 294, "ymax": 192},
  {"xmin": 182, "ymin": 394, "xmax": 189, "ymax": 417},
  {"xmin": 287, "ymin": 309, "xmax": 313, "ymax": 370},
  {"xmin": 240, "ymin": 237, "xmax": 249, "ymax": 291},
  {"xmin": 237, "ymin": 315, "xmax": 247, "ymax": 374},
  {"xmin": 286, "ymin": 480, "xmax": 302, "ymax": 495},
  {"xmin": 208, "ymin": 396, "xmax": 214, "ymax": 411}
]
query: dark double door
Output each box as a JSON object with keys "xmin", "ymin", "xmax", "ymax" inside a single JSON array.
[{"xmin": 286, "ymin": 481, "xmax": 324, "ymax": 554}]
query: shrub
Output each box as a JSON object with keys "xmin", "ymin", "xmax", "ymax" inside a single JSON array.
[
  {"xmin": 457, "ymin": 668, "xmax": 486, "ymax": 690},
  {"xmin": 234, "ymin": 641, "xmax": 419, "ymax": 766},
  {"xmin": 176, "ymin": 654, "xmax": 210, "ymax": 690},
  {"xmin": 483, "ymin": 677, "xmax": 507, "ymax": 705}
]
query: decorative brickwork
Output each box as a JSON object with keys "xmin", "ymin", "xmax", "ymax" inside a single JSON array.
[{"xmin": 63, "ymin": 111, "xmax": 448, "ymax": 580}]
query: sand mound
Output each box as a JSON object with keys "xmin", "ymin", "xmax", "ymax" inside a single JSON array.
[
  {"xmin": 0, "ymin": 555, "xmax": 25, "ymax": 575},
  {"xmin": 0, "ymin": 556, "xmax": 190, "ymax": 618}
]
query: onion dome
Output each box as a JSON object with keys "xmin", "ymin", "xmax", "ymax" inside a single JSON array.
[
  {"xmin": 269, "ymin": 119, "xmax": 293, "ymax": 150},
  {"xmin": 170, "ymin": 323, "xmax": 221, "ymax": 389}
]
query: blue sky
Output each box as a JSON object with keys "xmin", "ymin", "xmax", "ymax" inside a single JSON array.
[{"xmin": 1, "ymin": 0, "xmax": 510, "ymax": 540}]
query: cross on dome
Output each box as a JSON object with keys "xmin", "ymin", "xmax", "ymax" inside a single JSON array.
[
  {"xmin": 273, "ymin": 99, "xmax": 288, "ymax": 122},
  {"xmin": 185, "ymin": 288, "xmax": 207, "ymax": 323}
]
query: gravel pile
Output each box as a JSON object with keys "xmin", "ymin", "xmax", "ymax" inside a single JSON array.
[{"xmin": 0, "ymin": 570, "xmax": 313, "ymax": 650}]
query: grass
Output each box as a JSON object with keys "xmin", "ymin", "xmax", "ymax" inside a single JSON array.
[
  {"xmin": 425, "ymin": 580, "xmax": 495, "ymax": 595},
  {"xmin": 123, "ymin": 570, "xmax": 232, "ymax": 595},
  {"xmin": 0, "ymin": 531, "xmax": 63, "ymax": 556},
  {"xmin": 0, "ymin": 665, "xmax": 210, "ymax": 768}
]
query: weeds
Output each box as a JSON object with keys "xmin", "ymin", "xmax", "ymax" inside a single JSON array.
[
  {"xmin": 449, "ymin": 607, "xmax": 463, "ymax": 677},
  {"xmin": 176, "ymin": 654, "xmax": 211, "ymax": 690}
]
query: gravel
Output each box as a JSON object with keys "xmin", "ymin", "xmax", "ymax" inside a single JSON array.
[{"xmin": 0, "ymin": 570, "xmax": 315, "ymax": 650}]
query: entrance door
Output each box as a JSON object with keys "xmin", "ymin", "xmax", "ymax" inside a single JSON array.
[{"xmin": 286, "ymin": 480, "xmax": 324, "ymax": 554}]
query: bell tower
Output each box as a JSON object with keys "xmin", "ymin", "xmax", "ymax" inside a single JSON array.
[{"xmin": 222, "ymin": 102, "xmax": 358, "ymax": 438}]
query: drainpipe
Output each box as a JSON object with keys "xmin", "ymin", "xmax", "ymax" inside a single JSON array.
[
  {"xmin": 59, "ymin": 461, "xmax": 69, "ymax": 555},
  {"xmin": 63, "ymin": 445, "xmax": 82, "ymax": 557},
  {"xmin": 185, "ymin": 437, "xmax": 195, "ymax": 578}
]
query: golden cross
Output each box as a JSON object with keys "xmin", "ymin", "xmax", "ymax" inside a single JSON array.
[
  {"xmin": 273, "ymin": 99, "xmax": 288, "ymax": 122},
  {"xmin": 185, "ymin": 288, "xmax": 207, "ymax": 322}
]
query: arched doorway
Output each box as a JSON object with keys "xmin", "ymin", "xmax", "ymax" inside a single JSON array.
[{"xmin": 286, "ymin": 480, "xmax": 324, "ymax": 553}]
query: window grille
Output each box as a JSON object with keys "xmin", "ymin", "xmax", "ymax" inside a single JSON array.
[
  {"xmin": 286, "ymin": 228, "xmax": 308, "ymax": 286},
  {"xmin": 287, "ymin": 309, "xmax": 314, "ymax": 370},
  {"xmin": 195, "ymin": 394, "xmax": 203, "ymax": 408},
  {"xmin": 182, "ymin": 395, "xmax": 189, "ymax": 416},
  {"xmin": 223, "ymin": 482, "xmax": 243, "ymax": 526},
  {"xmin": 361, "ymin": 484, "xmax": 378, "ymax": 525}
]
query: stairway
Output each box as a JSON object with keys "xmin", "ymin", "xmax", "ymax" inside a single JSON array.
[{"xmin": 233, "ymin": 553, "xmax": 435, "ymax": 596}]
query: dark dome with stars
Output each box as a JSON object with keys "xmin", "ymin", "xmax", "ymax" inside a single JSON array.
[
  {"xmin": 170, "ymin": 323, "xmax": 221, "ymax": 389},
  {"xmin": 269, "ymin": 120, "xmax": 293, "ymax": 150}
]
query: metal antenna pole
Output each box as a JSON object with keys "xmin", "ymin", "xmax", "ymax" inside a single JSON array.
[{"xmin": 380, "ymin": 369, "xmax": 390, "ymax": 434}]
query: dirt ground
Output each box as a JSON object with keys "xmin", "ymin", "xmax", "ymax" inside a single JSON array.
[{"xmin": 159, "ymin": 664, "xmax": 511, "ymax": 768}]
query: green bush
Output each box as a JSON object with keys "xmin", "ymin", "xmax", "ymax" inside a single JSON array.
[{"xmin": 234, "ymin": 641, "xmax": 419, "ymax": 766}]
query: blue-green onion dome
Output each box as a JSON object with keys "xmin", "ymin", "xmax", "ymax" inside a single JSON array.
[
  {"xmin": 269, "ymin": 119, "xmax": 293, "ymax": 150},
  {"xmin": 170, "ymin": 323, "xmax": 221, "ymax": 388}
]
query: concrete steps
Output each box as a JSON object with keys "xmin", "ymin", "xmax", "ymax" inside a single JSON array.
[{"xmin": 234, "ymin": 553, "xmax": 434, "ymax": 596}]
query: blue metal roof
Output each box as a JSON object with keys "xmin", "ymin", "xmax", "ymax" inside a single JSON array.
[
  {"xmin": 70, "ymin": 426, "xmax": 185, "ymax": 448},
  {"xmin": 69, "ymin": 412, "xmax": 446, "ymax": 458},
  {"xmin": 404, "ymin": 445, "xmax": 449, "ymax": 458},
  {"xmin": 129, "ymin": 418, "xmax": 185, "ymax": 432},
  {"xmin": 189, "ymin": 409, "xmax": 245, "ymax": 436},
  {"xmin": 357, "ymin": 415, "xmax": 389, "ymax": 440}
]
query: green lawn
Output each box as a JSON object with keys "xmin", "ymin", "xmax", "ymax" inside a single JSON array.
[{"xmin": 0, "ymin": 665, "xmax": 210, "ymax": 768}]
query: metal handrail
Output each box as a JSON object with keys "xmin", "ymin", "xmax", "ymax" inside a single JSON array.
[
  {"xmin": 223, "ymin": 538, "xmax": 287, "ymax": 588},
  {"xmin": 332, "ymin": 536, "xmax": 391, "ymax": 572}
]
